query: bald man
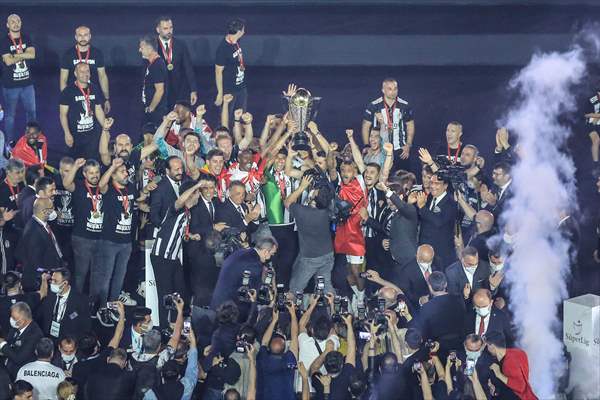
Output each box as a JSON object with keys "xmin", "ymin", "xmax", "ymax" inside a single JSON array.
[
  {"xmin": 400, "ymin": 244, "xmax": 442, "ymax": 309},
  {"xmin": 1, "ymin": 14, "xmax": 37, "ymax": 143},
  {"xmin": 466, "ymin": 210, "xmax": 495, "ymax": 260},
  {"xmin": 98, "ymin": 131, "xmax": 157, "ymax": 185},
  {"xmin": 60, "ymin": 62, "xmax": 107, "ymax": 159},
  {"xmin": 17, "ymin": 198, "xmax": 64, "ymax": 290},
  {"xmin": 464, "ymin": 288, "xmax": 513, "ymax": 346},
  {"xmin": 60, "ymin": 26, "xmax": 110, "ymax": 114}
]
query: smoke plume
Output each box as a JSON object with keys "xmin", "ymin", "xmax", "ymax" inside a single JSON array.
[{"xmin": 497, "ymin": 46, "xmax": 585, "ymax": 397}]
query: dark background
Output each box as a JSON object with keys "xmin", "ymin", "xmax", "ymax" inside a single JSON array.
[{"xmin": 0, "ymin": 0, "xmax": 599, "ymax": 294}]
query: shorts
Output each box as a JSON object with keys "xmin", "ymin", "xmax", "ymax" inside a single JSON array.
[{"xmin": 346, "ymin": 255, "xmax": 365, "ymax": 265}]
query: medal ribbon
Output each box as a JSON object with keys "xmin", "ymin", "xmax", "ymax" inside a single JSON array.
[
  {"xmin": 76, "ymin": 81, "xmax": 91, "ymax": 116},
  {"xmin": 113, "ymin": 183, "xmax": 129, "ymax": 216},
  {"xmin": 85, "ymin": 180, "xmax": 100, "ymax": 212}
]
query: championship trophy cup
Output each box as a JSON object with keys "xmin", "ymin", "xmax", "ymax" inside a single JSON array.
[{"xmin": 284, "ymin": 88, "xmax": 321, "ymax": 151}]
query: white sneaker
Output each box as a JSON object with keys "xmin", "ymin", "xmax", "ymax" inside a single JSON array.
[
  {"xmin": 137, "ymin": 282, "xmax": 146, "ymax": 299},
  {"xmin": 118, "ymin": 291, "xmax": 137, "ymax": 306}
]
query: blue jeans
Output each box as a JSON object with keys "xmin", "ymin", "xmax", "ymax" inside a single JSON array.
[
  {"xmin": 71, "ymin": 235, "xmax": 99, "ymax": 295},
  {"xmin": 2, "ymin": 85, "xmax": 36, "ymax": 143},
  {"xmin": 289, "ymin": 252, "xmax": 335, "ymax": 294},
  {"xmin": 91, "ymin": 240, "xmax": 132, "ymax": 308}
]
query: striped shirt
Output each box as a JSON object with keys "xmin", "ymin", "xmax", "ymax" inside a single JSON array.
[{"xmin": 152, "ymin": 205, "xmax": 189, "ymax": 261}]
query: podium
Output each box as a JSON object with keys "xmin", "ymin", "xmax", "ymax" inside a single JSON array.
[{"xmin": 563, "ymin": 294, "xmax": 600, "ymax": 399}]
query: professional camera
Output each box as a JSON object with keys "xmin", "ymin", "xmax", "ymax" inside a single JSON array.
[
  {"xmin": 332, "ymin": 296, "xmax": 349, "ymax": 323},
  {"xmin": 276, "ymin": 284, "xmax": 290, "ymax": 312},
  {"xmin": 257, "ymin": 268, "xmax": 274, "ymax": 305},
  {"xmin": 332, "ymin": 197, "xmax": 353, "ymax": 225},
  {"xmin": 205, "ymin": 227, "xmax": 245, "ymax": 266},
  {"xmin": 162, "ymin": 292, "xmax": 181, "ymax": 311},
  {"xmin": 314, "ymin": 275, "xmax": 326, "ymax": 306},
  {"xmin": 237, "ymin": 270, "xmax": 252, "ymax": 303},
  {"xmin": 235, "ymin": 334, "xmax": 250, "ymax": 353},
  {"xmin": 295, "ymin": 291, "xmax": 304, "ymax": 312},
  {"xmin": 303, "ymin": 166, "xmax": 330, "ymax": 191},
  {"xmin": 433, "ymin": 155, "xmax": 468, "ymax": 193},
  {"xmin": 373, "ymin": 298, "xmax": 388, "ymax": 331},
  {"xmin": 424, "ymin": 339, "xmax": 436, "ymax": 350}
]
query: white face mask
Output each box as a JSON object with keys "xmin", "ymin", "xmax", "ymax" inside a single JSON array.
[
  {"xmin": 465, "ymin": 348, "xmax": 482, "ymax": 361},
  {"xmin": 417, "ymin": 261, "xmax": 432, "ymax": 271},
  {"xmin": 464, "ymin": 263, "xmax": 478, "ymax": 271},
  {"xmin": 503, "ymin": 232, "xmax": 514, "ymax": 244},
  {"xmin": 9, "ymin": 317, "xmax": 19, "ymax": 329},
  {"xmin": 62, "ymin": 353, "xmax": 76, "ymax": 363},
  {"xmin": 48, "ymin": 210, "xmax": 58, "ymax": 221},
  {"xmin": 50, "ymin": 282, "xmax": 64, "ymax": 294},
  {"xmin": 490, "ymin": 262, "xmax": 504, "ymax": 273},
  {"xmin": 476, "ymin": 305, "xmax": 491, "ymax": 317}
]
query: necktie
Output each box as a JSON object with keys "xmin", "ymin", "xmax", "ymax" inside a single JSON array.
[
  {"xmin": 53, "ymin": 295, "xmax": 63, "ymax": 321},
  {"xmin": 164, "ymin": 41, "xmax": 169, "ymax": 54},
  {"xmin": 424, "ymin": 269, "xmax": 431, "ymax": 281},
  {"xmin": 478, "ymin": 315, "xmax": 486, "ymax": 336},
  {"xmin": 429, "ymin": 197, "xmax": 437, "ymax": 211},
  {"xmin": 46, "ymin": 225, "xmax": 64, "ymax": 259},
  {"xmin": 208, "ymin": 201, "xmax": 214, "ymax": 221},
  {"xmin": 237, "ymin": 205, "xmax": 244, "ymax": 218}
]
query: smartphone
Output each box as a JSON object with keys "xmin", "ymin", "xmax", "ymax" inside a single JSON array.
[
  {"xmin": 107, "ymin": 302, "xmax": 118, "ymax": 311},
  {"xmin": 182, "ymin": 318, "xmax": 191, "ymax": 335},
  {"xmin": 358, "ymin": 331, "xmax": 371, "ymax": 341},
  {"xmin": 464, "ymin": 359, "xmax": 476, "ymax": 376}
]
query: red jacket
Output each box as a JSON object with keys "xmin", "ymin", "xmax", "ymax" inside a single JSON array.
[
  {"xmin": 12, "ymin": 132, "xmax": 48, "ymax": 167},
  {"xmin": 502, "ymin": 348, "xmax": 538, "ymax": 400}
]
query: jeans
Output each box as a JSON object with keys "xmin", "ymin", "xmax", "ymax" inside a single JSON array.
[
  {"xmin": 289, "ymin": 252, "xmax": 335, "ymax": 294},
  {"xmin": 71, "ymin": 235, "xmax": 99, "ymax": 295},
  {"xmin": 2, "ymin": 85, "xmax": 36, "ymax": 143},
  {"xmin": 91, "ymin": 240, "xmax": 132, "ymax": 308}
]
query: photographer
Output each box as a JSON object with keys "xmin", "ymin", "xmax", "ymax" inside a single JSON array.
[
  {"xmin": 210, "ymin": 236, "xmax": 278, "ymax": 315},
  {"xmin": 223, "ymin": 325, "xmax": 259, "ymax": 399},
  {"xmin": 284, "ymin": 174, "xmax": 335, "ymax": 295}
]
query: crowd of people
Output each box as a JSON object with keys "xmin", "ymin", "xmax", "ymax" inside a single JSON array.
[{"xmin": 0, "ymin": 10, "xmax": 589, "ymax": 400}]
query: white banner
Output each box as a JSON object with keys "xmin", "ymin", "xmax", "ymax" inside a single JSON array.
[{"xmin": 144, "ymin": 240, "xmax": 160, "ymax": 326}]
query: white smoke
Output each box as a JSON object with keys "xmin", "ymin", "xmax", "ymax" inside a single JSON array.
[{"xmin": 498, "ymin": 46, "xmax": 586, "ymax": 397}]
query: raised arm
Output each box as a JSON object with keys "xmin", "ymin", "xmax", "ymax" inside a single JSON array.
[
  {"xmin": 63, "ymin": 158, "xmax": 86, "ymax": 192},
  {"xmin": 307, "ymin": 122, "xmax": 330, "ymax": 154},
  {"xmin": 175, "ymin": 181, "xmax": 203, "ymax": 210},
  {"xmin": 298, "ymin": 293, "xmax": 318, "ymax": 333},
  {"xmin": 346, "ymin": 129, "xmax": 365, "ymax": 173},
  {"xmin": 238, "ymin": 112, "xmax": 254, "ymax": 150},
  {"xmin": 108, "ymin": 302, "xmax": 126, "ymax": 348},
  {"xmin": 261, "ymin": 308, "xmax": 279, "ymax": 347},
  {"xmin": 284, "ymin": 175, "xmax": 311, "ymax": 209},
  {"xmin": 380, "ymin": 143, "xmax": 394, "ymax": 183},
  {"xmin": 221, "ymin": 94, "xmax": 233, "ymax": 129},
  {"xmin": 167, "ymin": 297, "xmax": 185, "ymax": 349},
  {"xmin": 98, "ymin": 118, "xmax": 114, "ymax": 166},
  {"xmin": 284, "ymin": 144, "xmax": 304, "ymax": 180},
  {"xmin": 286, "ymin": 303, "xmax": 299, "ymax": 360},
  {"xmin": 364, "ymin": 269, "xmax": 403, "ymax": 295},
  {"xmin": 342, "ymin": 314, "xmax": 356, "ymax": 366},
  {"xmin": 99, "ymin": 157, "xmax": 123, "ymax": 193}
]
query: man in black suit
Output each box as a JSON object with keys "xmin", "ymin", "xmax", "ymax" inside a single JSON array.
[
  {"xmin": 400, "ymin": 244, "xmax": 441, "ymax": 309},
  {"xmin": 85, "ymin": 348, "xmax": 135, "ymax": 400},
  {"xmin": 485, "ymin": 162, "xmax": 512, "ymax": 222},
  {"xmin": 186, "ymin": 174, "xmax": 225, "ymax": 307},
  {"xmin": 417, "ymin": 173, "xmax": 458, "ymax": 268},
  {"xmin": 155, "ymin": 16, "xmax": 198, "ymax": 109},
  {"xmin": 16, "ymin": 165, "xmax": 48, "ymax": 228},
  {"xmin": 214, "ymin": 180, "xmax": 260, "ymax": 234},
  {"xmin": 465, "ymin": 288, "xmax": 513, "ymax": 346},
  {"xmin": 456, "ymin": 334, "xmax": 496, "ymax": 398},
  {"xmin": 149, "ymin": 155, "xmax": 183, "ymax": 228},
  {"xmin": 445, "ymin": 246, "xmax": 491, "ymax": 300},
  {"xmin": 37, "ymin": 268, "xmax": 91, "ymax": 341},
  {"xmin": 464, "ymin": 210, "xmax": 495, "ymax": 261},
  {"xmin": 0, "ymin": 302, "xmax": 44, "ymax": 378},
  {"xmin": 118, "ymin": 306, "xmax": 152, "ymax": 355},
  {"xmin": 410, "ymin": 271, "xmax": 465, "ymax": 356},
  {"xmin": 17, "ymin": 198, "xmax": 63, "ymax": 291}
]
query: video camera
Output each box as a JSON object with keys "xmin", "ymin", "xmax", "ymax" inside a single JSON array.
[
  {"xmin": 433, "ymin": 155, "xmax": 468, "ymax": 194},
  {"xmin": 162, "ymin": 292, "xmax": 181, "ymax": 311},
  {"xmin": 331, "ymin": 295, "xmax": 349, "ymax": 323},
  {"xmin": 205, "ymin": 227, "xmax": 245, "ymax": 267},
  {"xmin": 237, "ymin": 270, "xmax": 252, "ymax": 303}
]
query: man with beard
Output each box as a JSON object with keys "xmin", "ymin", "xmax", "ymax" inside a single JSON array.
[
  {"xmin": 200, "ymin": 148, "xmax": 230, "ymax": 202},
  {"xmin": 60, "ymin": 62, "xmax": 107, "ymax": 160},
  {"xmin": 60, "ymin": 26, "xmax": 110, "ymax": 114},
  {"xmin": 153, "ymin": 111, "xmax": 203, "ymax": 180},
  {"xmin": 418, "ymin": 121, "xmax": 464, "ymax": 170},
  {"xmin": 1, "ymin": 14, "xmax": 37, "ymax": 145},
  {"xmin": 19, "ymin": 175, "xmax": 56, "ymax": 227},
  {"xmin": 155, "ymin": 16, "xmax": 198, "ymax": 109},
  {"xmin": 163, "ymin": 101, "xmax": 212, "ymax": 150},
  {"xmin": 150, "ymin": 156, "xmax": 184, "ymax": 227},
  {"xmin": 228, "ymin": 148, "xmax": 267, "ymax": 197},
  {"xmin": 99, "ymin": 127, "xmax": 157, "ymax": 186},
  {"xmin": 0, "ymin": 158, "xmax": 24, "ymax": 271},
  {"xmin": 92, "ymin": 158, "xmax": 146, "ymax": 311},
  {"xmin": 139, "ymin": 34, "xmax": 167, "ymax": 127},
  {"xmin": 62, "ymin": 158, "xmax": 104, "ymax": 295},
  {"xmin": 332, "ymin": 130, "xmax": 368, "ymax": 306},
  {"xmin": 11, "ymin": 121, "xmax": 48, "ymax": 168}
]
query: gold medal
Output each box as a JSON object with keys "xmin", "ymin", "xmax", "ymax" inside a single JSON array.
[
  {"xmin": 167, "ymin": 63, "xmax": 174, "ymax": 71},
  {"xmin": 93, "ymin": 211, "xmax": 100, "ymax": 218}
]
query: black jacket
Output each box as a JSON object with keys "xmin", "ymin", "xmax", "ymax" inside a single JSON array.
[
  {"xmin": 150, "ymin": 178, "xmax": 179, "ymax": 228},
  {"xmin": 17, "ymin": 218, "xmax": 63, "ymax": 291},
  {"xmin": 445, "ymin": 260, "xmax": 491, "ymax": 298},
  {"xmin": 215, "ymin": 199, "xmax": 258, "ymax": 234},
  {"xmin": 85, "ymin": 362, "xmax": 135, "ymax": 400},
  {"xmin": 0, "ymin": 320, "xmax": 44, "ymax": 378},
  {"xmin": 37, "ymin": 289, "xmax": 91, "ymax": 340},
  {"xmin": 399, "ymin": 258, "xmax": 441, "ymax": 309},
  {"xmin": 418, "ymin": 193, "xmax": 458, "ymax": 268},
  {"xmin": 387, "ymin": 193, "xmax": 419, "ymax": 267},
  {"xmin": 464, "ymin": 305, "xmax": 514, "ymax": 346},
  {"xmin": 411, "ymin": 293, "xmax": 465, "ymax": 349},
  {"xmin": 156, "ymin": 36, "xmax": 197, "ymax": 107}
]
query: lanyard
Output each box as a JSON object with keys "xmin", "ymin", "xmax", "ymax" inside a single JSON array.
[
  {"xmin": 113, "ymin": 183, "xmax": 130, "ymax": 218},
  {"xmin": 8, "ymin": 33, "xmax": 23, "ymax": 53},
  {"xmin": 183, "ymin": 207, "xmax": 190, "ymax": 240},
  {"xmin": 227, "ymin": 38, "xmax": 245, "ymax": 70},
  {"xmin": 4, "ymin": 179, "xmax": 19, "ymax": 200},
  {"xmin": 158, "ymin": 38, "xmax": 172, "ymax": 65},
  {"xmin": 447, "ymin": 142, "xmax": 461, "ymax": 164},
  {"xmin": 84, "ymin": 180, "xmax": 100, "ymax": 212},
  {"xmin": 76, "ymin": 81, "xmax": 91, "ymax": 116},
  {"xmin": 76, "ymin": 45, "xmax": 90, "ymax": 63},
  {"xmin": 383, "ymin": 100, "xmax": 396, "ymax": 131}
]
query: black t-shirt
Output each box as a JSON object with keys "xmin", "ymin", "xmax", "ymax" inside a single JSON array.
[
  {"xmin": 215, "ymin": 38, "xmax": 246, "ymax": 92},
  {"xmin": 71, "ymin": 179, "xmax": 104, "ymax": 239},
  {"xmin": 101, "ymin": 182, "xmax": 137, "ymax": 243},
  {"xmin": 363, "ymin": 96, "xmax": 414, "ymax": 149},
  {"xmin": 125, "ymin": 148, "xmax": 142, "ymax": 186},
  {"xmin": 53, "ymin": 178, "xmax": 74, "ymax": 228},
  {"xmin": 59, "ymin": 82, "xmax": 104, "ymax": 136},
  {"xmin": 0, "ymin": 179, "xmax": 23, "ymax": 211},
  {"xmin": 1, "ymin": 32, "xmax": 34, "ymax": 88},
  {"xmin": 142, "ymin": 57, "xmax": 167, "ymax": 109},
  {"xmin": 60, "ymin": 45, "xmax": 105, "ymax": 86}
]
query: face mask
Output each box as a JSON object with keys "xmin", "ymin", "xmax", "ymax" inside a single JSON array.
[
  {"xmin": 465, "ymin": 349, "xmax": 482, "ymax": 360},
  {"xmin": 503, "ymin": 232, "xmax": 514, "ymax": 245},
  {"xmin": 464, "ymin": 264, "xmax": 478, "ymax": 271},
  {"xmin": 476, "ymin": 305, "xmax": 491, "ymax": 317},
  {"xmin": 9, "ymin": 317, "xmax": 19, "ymax": 329},
  {"xmin": 62, "ymin": 353, "xmax": 76, "ymax": 363},
  {"xmin": 140, "ymin": 321, "xmax": 152, "ymax": 333},
  {"xmin": 417, "ymin": 261, "xmax": 432, "ymax": 270},
  {"xmin": 490, "ymin": 262, "xmax": 504, "ymax": 273},
  {"xmin": 48, "ymin": 210, "xmax": 58, "ymax": 221},
  {"xmin": 50, "ymin": 282, "xmax": 64, "ymax": 294}
]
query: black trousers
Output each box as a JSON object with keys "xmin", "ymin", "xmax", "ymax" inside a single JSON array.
[
  {"xmin": 183, "ymin": 242, "xmax": 218, "ymax": 307},
  {"xmin": 269, "ymin": 224, "xmax": 298, "ymax": 290},
  {"xmin": 222, "ymin": 87, "xmax": 248, "ymax": 124},
  {"xmin": 150, "ymin": 255, "xmax": 185, "ymax": 328}
]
